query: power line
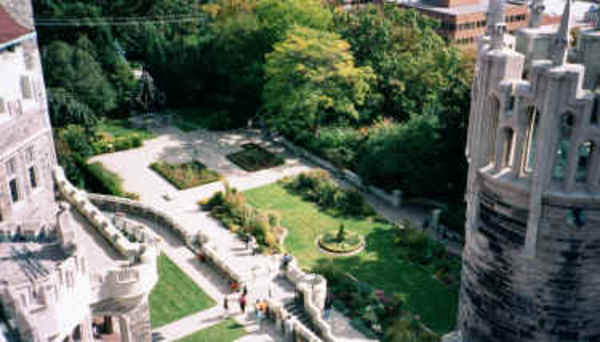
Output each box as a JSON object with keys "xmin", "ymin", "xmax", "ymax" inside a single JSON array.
[{"xmin": 34, "ymin": 14, "xmax": 210, "ymax": 27}]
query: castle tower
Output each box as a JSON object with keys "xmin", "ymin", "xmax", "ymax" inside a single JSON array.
[
  {"xmin": 459, "ymin": 0, "xmax": 600, "ymax": 340},
  {"xmin": 0, "ymin": 2, "xmax": 158, "ymax": 341},
  {"xmin": 0, "ymin": 0, "xmax": 57, "ymax": 225}
]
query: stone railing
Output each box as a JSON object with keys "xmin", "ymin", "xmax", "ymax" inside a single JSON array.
[
  {"xmin": 268, "ymin": 299, "xmax": 323, "ymax": 342},
  {"xmin": 273, "ymin": 136, "xmax": 402, "ymax": 207},
  {"xmin": 112, "ymin": 213, "xmax": 162, "ymax": 247},
  {"xmin": 53, "ymin": 167, "xmax": 159, "ymax": 304},
  {"xmin": 85, "ymin": 193, "xmax": 194, "ymax": 247},
  {"xmin": 284, "ymin": 260, "xmax": 339, "ymax": 342},
  {"xmin": 53, "ymin": 168, "xmax": 142, "ymax": 258}
]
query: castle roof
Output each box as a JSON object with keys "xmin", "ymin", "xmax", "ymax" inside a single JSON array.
[{"xmin": 0, "ymin": 4, "xmax": 31, "ymax": 45}]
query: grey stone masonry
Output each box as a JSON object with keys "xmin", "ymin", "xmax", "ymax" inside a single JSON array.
[{"xmin": 458, "ymin": 1, "xmax": 600, "ymax": 341}]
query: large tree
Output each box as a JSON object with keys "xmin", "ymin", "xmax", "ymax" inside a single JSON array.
[{"xmin": 263, "ymin": 26, "xmax": 376, "ymax": 136}]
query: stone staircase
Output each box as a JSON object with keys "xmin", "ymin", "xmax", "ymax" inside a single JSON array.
[{"xmin": 283, "ymin": 299, "xmax": 320, "ymax": 337}]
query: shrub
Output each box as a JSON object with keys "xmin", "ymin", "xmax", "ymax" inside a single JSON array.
[
  {"xmin": 285, "ymin": 171, "xmax": 373, "ymax": 217},
  {"xmin": 61, "ymin": 125, "xmax": 95, "ymax": 158},
  {"xmin": 82, "ymin": 161, "xmax": 126, "ymax": 197}
]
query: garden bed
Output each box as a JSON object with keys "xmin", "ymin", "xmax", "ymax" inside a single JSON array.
[
  {"xmin": 150, "ymin": 161, "xmax": 221, "ymax": 189},
  {"xmin": 226, "ymin": 143, "xmax": 284, "ymax": 172},
  {"xmin": 318, "ymin": 230, "xmax": 364, "ymax": 254}
]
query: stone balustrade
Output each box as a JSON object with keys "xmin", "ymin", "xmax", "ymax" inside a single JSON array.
[{"xmin": 53, "ymin": 167, "xmax": 142, "ymax": 258}]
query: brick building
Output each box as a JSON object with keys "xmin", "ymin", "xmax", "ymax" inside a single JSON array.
[{"xmin": 397, "ymin": 0, "xmax": 529, "ymax": 48}]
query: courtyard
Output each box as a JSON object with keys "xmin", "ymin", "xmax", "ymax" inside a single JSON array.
[{"xmin": 89, "ymin": 123, "xmax": 454, "ymax": 341}]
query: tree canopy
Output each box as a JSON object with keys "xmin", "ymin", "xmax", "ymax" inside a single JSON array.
[{"xmin": 263, "ymin": 26, "xmax": 376, "ymax": 135}]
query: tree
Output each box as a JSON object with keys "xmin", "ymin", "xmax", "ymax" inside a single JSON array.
[
  {"xmin": 255, "ymin": 0, "xmax": 333, "ymax": 46},
  {"xmin": 358, "ymin": 115, "xmax": 446, "ymax": 197},
  {"xmin": 47, "ymin": 88, "xmax": 97, "ymax": 129},
  {"xmin": 43, "ymin": 39, "xmax": 118, "ymax": 116},
  {"xmin": 263, "ymin": 26, "xmax": 376, "ymax": 136}
]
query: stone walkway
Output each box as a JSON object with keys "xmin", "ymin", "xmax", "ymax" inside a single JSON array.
[{"xmin": 91, "ymin": 127, "xmax": 428, "ymax": 342}]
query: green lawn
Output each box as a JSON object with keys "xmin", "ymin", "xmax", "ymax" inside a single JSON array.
[
  {"xmin": 175, "ymin": 319, "xmax": 246, "ymax": 342},
  {"xmin": 150, "ymin": 254, "xmax": 216, "ymax": 328},
  {"xmin": 244, "ymin": 184, "xmax": 458, "ymax": 334},
  {"xmin": 96, "ymin": 119, "xmax": 154, "ymax": 140}
]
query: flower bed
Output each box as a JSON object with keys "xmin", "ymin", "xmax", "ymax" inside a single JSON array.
[
  {"xmin": 226, "ymin": 143, "xmax": 284, "ymax": 171},
  {"xmin": 318, "ymin": 230, "xmax": 363, "ymax": 254},
  {"xmin": 150, "ymin": 161, "xmax": 221, "ymax": 189}
]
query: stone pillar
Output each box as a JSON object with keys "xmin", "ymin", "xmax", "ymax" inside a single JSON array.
[
  {"xmin": 119, "ymin": 316, "xmax": 132, "ymax": 342},
  {"xmin": 79, "ymin": 316, "xmax": 94, "ymax": 342}
]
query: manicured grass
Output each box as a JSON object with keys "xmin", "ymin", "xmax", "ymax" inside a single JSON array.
[
  {"xmin": 150, "ymin": 254, "xmax": 216, "ymax": 328},
  {"xmin": 175, "ymin": 319, "xmax": 246, "ymax": 342},
  {"xmin": 244, "ymin": 184, "xmax": 459, "ymax": 334},
  {"xmin": 227, "ymin": 144, "xmax": 284, "ymax": 172},
  {"xmin": 96, "ymin": 119, "xmax": 154, "ymax": 140},
  {"xmin": 150, "ymin": 161, "xmax": 221, "ymax": 189}
]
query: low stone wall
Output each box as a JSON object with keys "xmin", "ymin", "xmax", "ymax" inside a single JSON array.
[
  {"xmin": 54, "ymin": 168, "xmax": 141, "ymax": 258},
  {"xmin": 273, "ymin": 136, "xmax": 402, "ymax": 207},
  {"xmin": 284, "ymin": 260, "xmax": 339, "ymax": 342}
]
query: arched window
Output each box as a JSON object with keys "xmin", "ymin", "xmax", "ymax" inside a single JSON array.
[
  {"xmin": 524, "ymin": 107, "xmax": 540, "ymax": 173},
  {"xmin": 503, "ymin": 128, "xmax": 515, "ymax": 167},
  {"xmin": 575, "ymin": 141, "xmax": 594, "ymax": 183},
  {"xmin": 553, "ymin": 112, "xmax": 575, "ymax": 180}
]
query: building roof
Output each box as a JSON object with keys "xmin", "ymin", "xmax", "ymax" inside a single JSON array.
[
  {"xmin": 544, "ymin": 0, "xmax": 597, "ymax": 22},
  {"xmin": 393, "ymin": 0, "xmax": 526, "ymax": 16},
  {"xmin": 0, "ymin": 4, "xmax": 31, "ymax": 45}
]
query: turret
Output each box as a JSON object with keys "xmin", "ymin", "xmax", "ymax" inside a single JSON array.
[{"xmin": 457, "ymin": 1, "xmax": 600, "ymax": 341}]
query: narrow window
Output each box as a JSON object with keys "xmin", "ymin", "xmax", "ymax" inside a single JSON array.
[
  {"xmin": 0, "ymin": 97, "xmax": 5, "ymax": 114},
  {"xmin": 524, "ymin": 107, "xmax": 540, "ymax": 173},
  {"xmin": 553, "ymin": 113, "xmax": 575, "ymax": 180},
  {"xmin": 503, "ymin": 128, "xmax": 515, "ymax": 167},
  {"xmin": 591, "ymin": 97, "xmax": 599, "ymax": 125},
  {"xmin": 9, "ymin": 179, "xmax": 19, "ymax": 203},
  {"xmin": 490, "ymin": 97, "xmax": 500, "ymax": 164},
  {"xmin": 29, "ymin": 167, "xmax": 37, "ymax": 188},
  {"xmin": 575, "ymin": 141, "xmax": 594, "ymax": 183},
  {"xmin": 20, "ymin": 76, "xmax": 32, "ymax": 99}
]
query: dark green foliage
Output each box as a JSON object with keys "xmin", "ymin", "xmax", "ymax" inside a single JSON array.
[
  {"xmin": 81, "ymin": 161, "xmax": 125, "ymax": 197},
  {"xmin": 226, "ymin": 144, "xmax": 284, "ymax": 172},
  {"xmin": 150, "ymin": 161, "xmax": 221, "ymax": 189},
  {"xmin": 47, "ymin": 88, "xmax": 97, "ymax": 128},
  {"xmin": 284, "ymin": 171, "xmax": 373, "ymax": 217},
  {"xmin": 358, "ymin": 115, "xmax": 446, "ymax": 197}
]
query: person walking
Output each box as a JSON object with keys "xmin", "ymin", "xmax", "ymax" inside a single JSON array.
[
  {"xmin": 239, "ymin": 294, "xmax": 246, "ymax": 313},
  {"xmin": 222, "ymin": 296, "xmax": 229, "ymax": 319},
  {"xmin": 242, "ymin": 284, "xmax": 248, "ymax": 297}
]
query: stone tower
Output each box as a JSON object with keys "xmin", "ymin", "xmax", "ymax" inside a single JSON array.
[
  {"xmin": 0, "ymin": 0, "xmax": 57, "ymax": 224},
  {"xmin": 458, "ymin": 0, "xmax": 600, "ymax": 340},
  {"xmin": 0, "ymin": 2, "xmax": 158, "ymax": 341}
]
